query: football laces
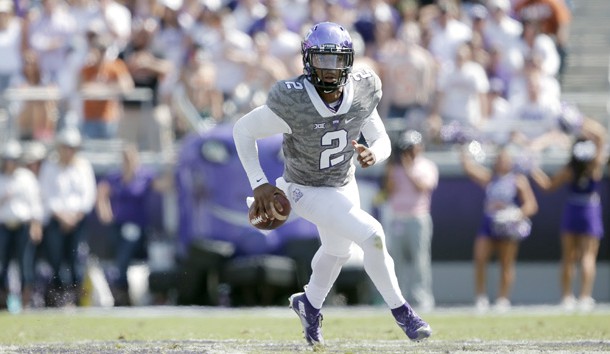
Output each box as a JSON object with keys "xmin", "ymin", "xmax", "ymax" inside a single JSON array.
[{"xmin": 250, "ymin": 214, "xmax": 269, "ymax": 225}]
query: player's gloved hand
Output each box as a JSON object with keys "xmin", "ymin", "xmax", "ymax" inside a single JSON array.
[
  {"xmin": 352, "ymin": 140, "xmax": 376, "ymax": 168},
  {"xmin": 252, "ymin": 183, "xmax": 287, "ymax": 222}
]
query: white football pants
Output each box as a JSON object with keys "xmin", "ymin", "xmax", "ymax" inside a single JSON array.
[{"xmin": 276, "ymin": 177, "xmax": 406, "ymax": 309}]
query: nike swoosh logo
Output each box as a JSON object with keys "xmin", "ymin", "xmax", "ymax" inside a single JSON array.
[
  {"xmin": 256, "ymin": 178, "xmax": 263, "ymax": 182},
  {"xmin": 345, "ymin": 117, "xmax": 356, "ymax": 124}
]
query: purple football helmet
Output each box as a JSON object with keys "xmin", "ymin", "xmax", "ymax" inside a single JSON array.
[{"xmin": 301, "ymin": 22, "xmax": 354, "ymax": 92}]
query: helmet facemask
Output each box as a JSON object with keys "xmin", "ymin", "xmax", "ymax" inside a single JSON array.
[{"xmin": 305, "ymin": 48, "xmax": 353, "ymax": 92}]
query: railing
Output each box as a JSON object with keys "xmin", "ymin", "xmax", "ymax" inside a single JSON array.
[
  {"xmin": 0, "ymin": 86, "xmax": 172, "ymax": 173},
  {"xmin": 1, "ymin": 86, "xmax": 154, "ymax": 137}
]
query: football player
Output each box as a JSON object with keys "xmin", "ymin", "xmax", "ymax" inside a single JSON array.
[{"xmin": 233, "ymin": 22, "xmax": 431, "ymax": 346}]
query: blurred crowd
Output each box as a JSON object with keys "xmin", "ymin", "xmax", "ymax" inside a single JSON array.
[
  {"xmin": 0, "ymin": 0, "xmax": 595, "ymax": 310},
  {"xmin": 0, "ymin": 0, "xmax": 574, "ymax": 151}
]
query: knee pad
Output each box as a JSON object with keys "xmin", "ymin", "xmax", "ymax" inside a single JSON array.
[{"xmin": 314, "ymin": 247, "xmax": 351, "ymax": 266}]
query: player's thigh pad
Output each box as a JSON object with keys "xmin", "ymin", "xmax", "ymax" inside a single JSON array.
[{"xmin": 277, "ymin": 177, "xmax": 381, "ymax": 246}]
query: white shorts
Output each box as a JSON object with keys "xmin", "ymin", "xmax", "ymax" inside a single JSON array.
[{"xmin": 276, "ymin": 176, "xmax": 382, "ymax": 258}]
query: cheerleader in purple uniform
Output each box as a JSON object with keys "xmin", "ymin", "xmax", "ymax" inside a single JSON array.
[
  {"xmin": 461, "ymin": 146, "xmax": 539, "ymax": 312},
  {"xmin": 531, "ymin": 119, "xmax": 606, "ymax": 311}
]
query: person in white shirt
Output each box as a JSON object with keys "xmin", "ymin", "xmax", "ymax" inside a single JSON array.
[
  {"xmin": 508, "ymin": 53, "xmax": 561, "ymax": 104},
  {"xmin": 481, "ymin": 78, "xmax": 513, "ymax": 145},
  {"xmin": 27, "ymin": 0, "xmax": 77, "ymax": 84},
  {"xmin": 0, "ymin": 0, "xmax": 23, "ymax": 98},
  {"xmin": 507, "ymin": 19, "xmax": 560, "ymax": 78},
  {"xmin": 151, "ymin": 1, "xmax": 188, "ymax": 98},
  {"xmin": 429, "ymin": 43, "xmax": 489, "ymax": 143},
  {"xmin": 190, "ymin": 11, "xmax": 255, "ymax": 111},
  {"xmin": 509, "ymin": 70, "xmax": 568, "ymax": 152},
  {"xmin": 0, "ymin": 140, "xmax": 43, "ymax": 309},
  {"xmin": 264, "ymin": 15, "xmax": 302, "ymax": 67},
  {"xmin": 427, "ymin": 0, "xmax": 472, "ymax": 69},
  {"xmin": 99, "ymin": 0, "xmax": 132, "ymax": 55},
  {"xmin": 484, "ymin": 0, "xmax": 522, "ymax": 50},
  {"xmin": 38, "ymin": 128, "xmax": 96, "ymax": 307}
]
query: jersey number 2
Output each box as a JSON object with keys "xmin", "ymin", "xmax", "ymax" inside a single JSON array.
[{"xmin": 320, "ymin": 130, "xmax": 348, "ymax": 169}]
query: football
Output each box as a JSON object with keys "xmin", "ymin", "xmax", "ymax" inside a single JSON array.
[{"xmin": 249, "ymin": 193, "xmax": 291, "ymax": 230}]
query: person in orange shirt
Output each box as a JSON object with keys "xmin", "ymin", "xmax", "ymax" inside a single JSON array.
[
  {"xmin": 80, "ymin": 35, "xmax": 134, "ymax": 139},
  {"xmin": 514, "ymin": 0, "xmax": 572, "ymax": 82}
]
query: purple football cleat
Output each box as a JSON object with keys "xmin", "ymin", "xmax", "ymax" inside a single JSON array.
[
  {"xmin": 392, "ymin": 303, "xmax": 432, "ymax": 341},
  {"xmin": 289, "ymin": 292, "xmax": 324, "ymax": 346}
]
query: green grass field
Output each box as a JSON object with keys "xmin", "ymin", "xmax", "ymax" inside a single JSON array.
[{"xmin": 0, "ymin": 306, "xmax": 608, "ymax": 353}]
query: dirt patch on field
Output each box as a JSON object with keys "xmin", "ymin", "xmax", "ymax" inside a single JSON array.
[{"xmin": 4, "ymin": 339, "xmax": 610, "ymax": 354}]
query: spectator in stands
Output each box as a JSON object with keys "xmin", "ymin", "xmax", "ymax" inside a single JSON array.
[
  {"xmin": 484, "ymin": 0, "xmax": 522, "ymax": 49},
  {"xmin": 467, "ymin": 6, "xmax": 491, "ymax": 69},
  {"xmin": 21, "ymin": 141, "xmax": 48, "ymax": 308},
  {"xmin": 39, "ymin": 128, "xmax": 96, "ymax": 307},
  {"xmin": 0, "ymin": 140, "xmax": 43, "ymax": 310},
  {"xmin": 229, "ymin": 0, "xmax": 268, "ymax": 34},
  {"xmin": 15, "ymin": 52, "xmax": 58, "ymax": 142},
  {"xmin": 507, "ymin": 53, "xmax": 561, "ymax": 103},
  {"xmin": 306, "ymin": 0, "xmax": 328, "ymax": 27},
  {"xmin": 239, "ymin": 31, "xmax": 291, "ymax": 110},
  {"xmin": 322, "ymin": 0, "xmax": 357, "ymax": 36},
  {"xmin": 508, "ymin": 69, "xmax": 567, "ymax": 152},
  {"xmin": 151, "ymin": 0, "xmax": 189, "ymax": 97},
  {"xmin": 481, "ymin": 78, "xmax": 513, "ymax": 145},
  {"xmin": 180, "ymin": 46, "xmax": 224, "ymax": 126},
  {"xmin": 381, "ymin": 130, "xmax": 438, "ymax": 311},
  {"xmin": 67, "ymin": 0, "xmax": 103, "ymax": 43},
  {"xmin": 429, "ymin": 42, "xmax": 489, "ymax": 144},
  {"xmin": 119, "ymin": 18, "xmax": 173, "ymax": 151},
  {"xmin": 80, "ymin": 35, "xmax": 134, "ymax": 139},
  {"xmin": 514, "ymin": 0, "xmax": 571, "ymax": 82},
  {"xmin": 352, "ymin": 0, "xmax": 399, "ymax": 58},
  {"xmin": 201, "ymin": 11, "xmax": 255, "ymax": 116},
  {"xmin": 129, "ymin": 0, "xmax": 160, "ymax": 22},
  {"xmin": 121, "ymin": 18, "xmax": 171, "ymax": 105},
  {"xmin": 64, "ymin": 0, "xmax": 131, "ymax": 113},
  {"xmin": 68, "ymin": 0, "xmax": 132, "ymax": 57},
  {"xmin": 426, "ymin": 0, "xmax": 472, "ymax": 69},
  {"xmin": 486, "ymin": 45, "xmax": 511, "ymax": 98},
  {"xmin": 260, "ymin": 14, "xmax": 302, "ymax": 67},
  {"xmin": 95, "ymin": 144, "xmax": 172, "ymax": 306},
  {"xmin": 377, "ymin": 23, "xmax": 436, "ymax": 137},
  {"xmin": 273, "ymin": 0, "xmax": 309, "ymax": 33},
  {"xmin": 461, "ymin": 144, "xmax": 538, "ymax": 312},
  {"xmin": 21, "ymin": 141, "xmax": 48, "ymax": 177},
  {"xmin": 483, "ymin": 0, "xmax": 523, "ymax": 93},
  {"xmin": 63, "ymin": 2, "xmax": 102, "ymax": 106},
  {"xmin": 530, "ymin": 108, "xmax": 607, "ymax": 312},
  {"xmin": 98, "ymin": 0, "xmax": 132, "ymax": 56},
  {"xmin": 510, "ymin": 19, "xmax": 560, "ymax": 78},
  {"xmin": 26, "ymin": 0, "xmax": 77, "ymax": 84},
  {"xmin": 0, "ymin": 0, "xmax": 23, "ymax": 102},
  {"xmin": 396, "ymin": 0, "xmax": 421, "ymax": 37}
]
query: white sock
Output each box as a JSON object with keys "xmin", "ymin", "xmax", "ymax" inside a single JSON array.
[
  {"xmin": 359, "ymin": 233, "xmax": 406, "ymax": 309},
  {"xmin": 305, "ymin": 249, "xmax": 350, "ymax": 309}
]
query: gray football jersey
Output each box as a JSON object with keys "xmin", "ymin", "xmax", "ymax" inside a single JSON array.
[{"xmin": 266, "ymin": 69, "xmax": 382, "ymax": 187}]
